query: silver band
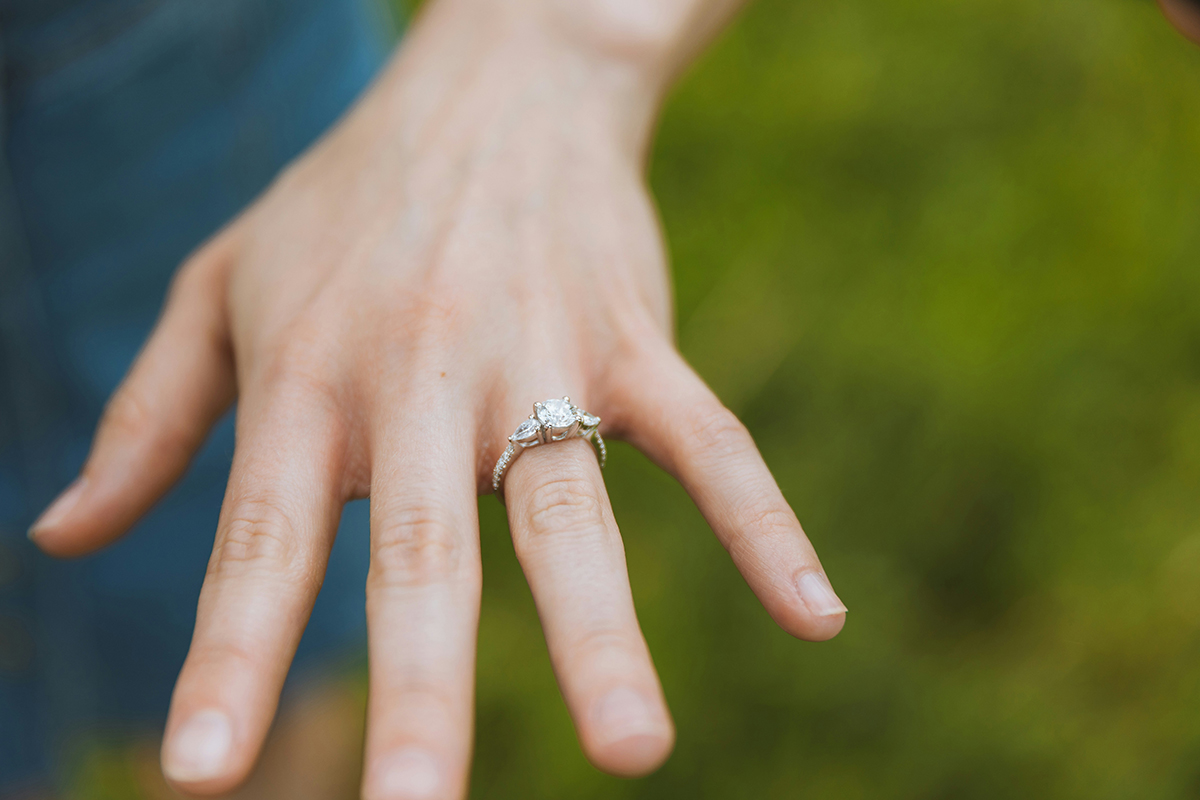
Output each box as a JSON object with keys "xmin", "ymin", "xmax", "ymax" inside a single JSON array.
[{"xmin": 492, "ymin": 397, "xmax": 606, "ymax": 495}]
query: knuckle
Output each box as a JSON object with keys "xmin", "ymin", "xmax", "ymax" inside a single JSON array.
[
  {"xmin": 369, "ymin": 510, "xmax": 464, "ymax": 590},
  {"xmin": 378, "ymin": 287, "xmax": 466, "ymax": 352},
  {"xmin": 211, "ymin": 497, "xmax": 306, "ymax": 580},
  {"xmin": 743, "ymin": 502, "xmax": 799, "ymax": 537},
  {"xmin": 101, "ymin": 383, "xmax": 199, "ymax": 459},
  {"xmin": 568, "ymin": 627, "xmax": 641, "ymax": 674},
  {"xmin": 100, "ymin": 383, "xmax": 153, "ymax": 439},
  {"xmin": 261, "ymin": 336, "xmax": 344, "ymax": 415},
  {"xmin": 411, "ymin": 298, "xmax": 460, "ymax": 345},
  {"xmin": 521, "ymin": 473, "xmax": 605, "ymax": 542},
  {"xmin": 386, "ymin": 675, "xmax": 460, "ymax": 713},
  {"xmin": 686, "ymin": 403, "xmax": 751, "ymax": 460},
  {"xmin": 187, "ymin": 638, "xmax": 258, "ymax": 674},
  {"xmin": 729, "ymin": 501, "xmax": 800, "ymax": 561}
]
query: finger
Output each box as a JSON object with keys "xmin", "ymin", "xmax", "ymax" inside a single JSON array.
[
  {"xmin": 361, "ymin": 394, "xmax": 481, "ymax": 800},
  {"xmin": 1160, "ymin": 0, "xmax": 1200, "ymax": 44},
  {"xmin": 160, "ymin": 379, "xmax": 348, "ymax": 795},
  {"xmin": 612, "ymin": 343, "xmax": 847, "ymax": 642},
  {"xmin": 505, "ymin": 427, "xmax": 674, "ymax": 778},
  {"xmin": 29, "ymin": 236, "xmax": 238, "ymax": 556}
]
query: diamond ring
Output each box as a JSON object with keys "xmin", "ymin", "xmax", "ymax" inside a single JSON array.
[{"xmin": 492, "ymin": 397, "xmax": 606, "ymax": 496}]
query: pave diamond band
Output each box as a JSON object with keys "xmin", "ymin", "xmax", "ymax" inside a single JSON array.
[{"xmin": 492, "ymin": 397, "xmax": 606, "ymax": 496}]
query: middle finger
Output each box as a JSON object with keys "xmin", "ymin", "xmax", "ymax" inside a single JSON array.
[{"xmin": 362, "ymin": 386, "xmax": 482, "ymax": 800}]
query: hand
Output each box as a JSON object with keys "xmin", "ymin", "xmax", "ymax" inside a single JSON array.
[{"xmin": 29, "ymin": 1, "xmax": 847, "ymax": 796}]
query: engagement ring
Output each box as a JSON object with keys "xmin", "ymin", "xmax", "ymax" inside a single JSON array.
[{"xmin": 492, "ymin": 397, "xmax": 605, "ymax": 495}]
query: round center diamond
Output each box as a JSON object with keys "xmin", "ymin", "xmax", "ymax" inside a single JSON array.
[{"xmin": 537, "ymin": 398, "xmax": 576, "ymax": 428}]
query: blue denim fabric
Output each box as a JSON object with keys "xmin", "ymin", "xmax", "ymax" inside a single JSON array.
[{"xmin": 0, "ymin": 0, "xmax": 394, "ymax": 790}]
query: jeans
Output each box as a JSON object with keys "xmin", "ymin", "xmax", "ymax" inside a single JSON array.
[{"xmin": 0, "ymin": 0, "xmax": 393, "ymax": 790}]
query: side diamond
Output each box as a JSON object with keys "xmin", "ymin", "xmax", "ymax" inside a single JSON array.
[{"xmin": 511, "ymin": 418, "xmax": 541, "ymax": 444}]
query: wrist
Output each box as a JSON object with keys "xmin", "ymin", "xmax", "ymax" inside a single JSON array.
[{"xmin": 375, "ymin": 0, "xmax": 725, "ymax": 160}]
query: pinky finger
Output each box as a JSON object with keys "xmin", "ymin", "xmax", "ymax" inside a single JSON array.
[
  {"xmin": 29, "ymin": 235, "xmax": 238, "ymax": 556},
  {"xmin": 613, "ymin": 342, "xmax": 846, "ymax": 641}
]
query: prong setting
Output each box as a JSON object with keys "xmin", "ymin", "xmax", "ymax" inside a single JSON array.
[{"xmin": 493, "ymin": 397, "xmax": 605, "ymax": 496}]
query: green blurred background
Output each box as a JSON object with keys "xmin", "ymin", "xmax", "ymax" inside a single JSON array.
[
  {"xmin": 472, "ymin": 0, "xmax": 1200, "ymax": 797},
  {"xmin": 75, "ymin": 0, "xmax": 1200, "ymax": 796}
]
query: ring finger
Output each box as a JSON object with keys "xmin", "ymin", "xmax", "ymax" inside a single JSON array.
[{"xmin": 501, "ymin": 396, "xmax": 674, "ymax": 777}]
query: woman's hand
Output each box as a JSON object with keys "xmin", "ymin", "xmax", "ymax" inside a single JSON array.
[{"xmin": 29, "ymin": 1, "xmax": 846, "ymax": 796}]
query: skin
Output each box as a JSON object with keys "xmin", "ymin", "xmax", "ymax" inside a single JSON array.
[
  {"xmin": 1160, "ymin": 0, "xmax": 1200, "ymax": 44},
  {"xmin": 18, "ymin": 2, "xmax": 1199, "ymax": 800},
  {"xmin": 127, "ymin": 676, "xmax": 367, "ymax": 800},
  {"xmin": 27, "ymin": 0, "xmax": 858, "ymax": 797}
]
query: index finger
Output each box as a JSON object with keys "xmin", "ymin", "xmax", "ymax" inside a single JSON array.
[{"xmin": 160, "ymin": 378, "xmax": 348, "ymax": 794}]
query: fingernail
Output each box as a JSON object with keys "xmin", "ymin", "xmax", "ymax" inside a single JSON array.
[
  {"xmin": 162, "ymin": 709, "xmax": 233, "ymax": 783},
  {"xmin": 796, "ymin": 570, "xmax": 848, "ymax": 616},
  {"xmin": 28, "ymin": 477, "xmax": 88, "ymax": 539},
  {"xmin": 371, "ymin": 747, "xmax": 442, "ymax": 799},
  {"xmin": 593, "ymin": 687, "xmax": 658, "ymax": 742}
]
